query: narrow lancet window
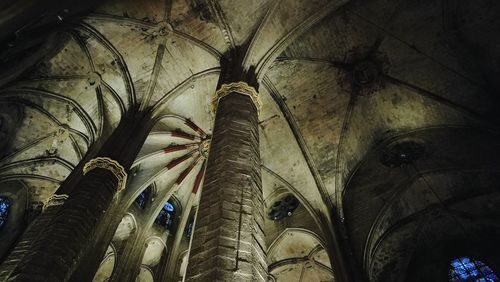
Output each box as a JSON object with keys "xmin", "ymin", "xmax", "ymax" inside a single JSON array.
[
  {"xmin": 155, "ymin": 202, "xmax": 175, "ymax": 230},
  {"xmin": 0, "ymin": 197, "xmax": 11, "ymax": 229},
  {"xmin": 135, "ymin": 187, "xmax": 152, "ymax": 209}
]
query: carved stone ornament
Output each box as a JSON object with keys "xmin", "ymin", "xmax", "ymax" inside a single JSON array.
[
  {"xmin": 45, "ymin": 194, "xmax": 69, "ymax": 208},
  {"xmin": 199, "ymin": 139, "xmax": 210, "ymax": 159},
  {"xmin": 83, "ymin": 157, "xmax": 128, "ymax": 191},
  {"xmin": 212, "ymin": 82, "xmax": 261, "ymax": 112}
]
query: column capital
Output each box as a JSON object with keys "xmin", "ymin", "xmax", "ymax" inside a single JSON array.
[
  {"xmin": 83, "ymin": 157, "xmax": 128, "ymax": 191},
  {"xmin": 212, "ymin": 81, "xmax": 261, "ymax": 112}
]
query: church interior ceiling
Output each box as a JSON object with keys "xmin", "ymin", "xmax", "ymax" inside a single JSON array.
[{"xmin": 0, "ymin": 0, "xmax": 500, "ymax": 281}]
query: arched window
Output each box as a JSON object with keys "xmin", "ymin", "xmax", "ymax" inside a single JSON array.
[
  {"xmin": 186, "ymin": 219, "xmax": 194, "ymax": 239},
  {"xmin": 449, "ymin": 257, "xmax": 498, "ymax": 282},
  {"xmin": 0, "ymin": 197, "xmax": 11, "ymax": 229},
  {"xmin": 155, "ymin": 202, "xmax": 175, "ymax": 230},
  {"xmin": 135, "ymin": 187, "xmax": 151, "ymax": 209},
  {"xmin": 268, "ymin": 195, "xmax": 299, "ymax": 221}
]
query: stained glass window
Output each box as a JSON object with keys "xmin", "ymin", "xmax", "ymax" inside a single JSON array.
[
  {"xmin": 268, "ymin": 195, "xmax": 299, "ymax": 221},
  {"xmin": 0, "ymin": 197, "xmax": 11, "ymax": 229},
  {"xmin": 186, "ymin": 220, "xmax": 193, "ymax": 239},
  {"xmin": 449, "ymin": 257, "xmax": 498, "ymax": 282},
  {"xmin": 155, "ymin": 202, "xmax": 175, "ymax": 230},
  {"xmin": 135, "ymin": 188, "xmax": 151, "ymax": 209}
]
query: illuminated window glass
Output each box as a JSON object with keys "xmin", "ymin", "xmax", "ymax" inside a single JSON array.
[
  {"xmin": 155, "ymin": 202, "xmax": 175, "ymax": 230},
  {"xmin": 449, "ymin": 257, "xmax": 498, "ymax": 282},
  {"xmin": 186, "ymin": 220, "xmax": 194, "ymax": 239},
  {"xmin": 135, "ymin": 187, "xmax": 151, "ymax": 209},
  {"xmin": 0, "ymin": 197, "xmax": 11, "ymax": 229}
]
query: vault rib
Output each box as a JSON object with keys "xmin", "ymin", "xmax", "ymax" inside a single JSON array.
[
  {"xmin": 141, "ymin": 44, "xmax": 166, "ymax": 110},
  {"xmin": 334, "ymin": 93, "xmax": 357, "ymax": 213},
  {"xmin": 0, "ymin": 157, "xmax": 74, "ymax": 177},
  {"xmin": 384, "ymin": 74, "xmax": 499, "ymax": 127},
  {"xmin": 86, "ymin": 14, "xmax": 223, "ymax": 59},
  {"xmin": 206, "ymin": 0, "xmax": 235, "ymax": 49},
  {"xmin": 78, "ymin": 23, "xmax": 137, "ymax": 107},
  {"xmin": 0, "ymin": 132, "xmax": 57, "ymax": 165},
  {"xmin": 0, "ymin": 96, "xmax": 91, "ymax": 151},
  {"xmin": 243, "ymin": 0, "xmax": 348, "ymax": 79},
  {"xmin": 151, "ymin": 67, "xmax": 220, "ymax": 114},
  {"xmin": 0, "ymin": 88, "xmax": 98, "ymax": 141},
  {"xmin": 349, "ymin": 11, "xmax": 483, "ymax": 87},
  {"xmin": 262, "ymin": 77, "xmax": 333, "ymax": 210}
]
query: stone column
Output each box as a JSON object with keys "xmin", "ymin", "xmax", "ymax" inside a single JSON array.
[
  {"xmin": 186, "ymin": 82, "xmax": 267, "ymax": 281},
  {"xmin": 108, "ymin": 222, "xmax": 148, "ymax": 282},
  {"xmin": 0, "ymin": 199, "xmax": 60, "ymax": 280},
  {"xmin": 4, "ymin": 109, "xmax": 153, "ymax": 282}
]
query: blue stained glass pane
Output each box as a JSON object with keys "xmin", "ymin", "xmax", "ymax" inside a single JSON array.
[
  {"xmin": 477, "ymin": 261, "xmax": 487, "ymax": 267},
  {"xmin": 164, "ymin": 202, "xmax": 174, "ymax": 212},
  {"xmin": 486, "ymin": 273, "xmax": 499, "ymax": 280},
  {"xmin": 458, "ymin": 272, "xmax": 468, "ymax": 280},
  {"xmin": 449, "ymin": 257, "xmax": 499, "ymax": 282},
  {"xmin": 470, "ymin": 269, "xmax": 480, "ymax": 277},
  {"xmin": 136, "ymin": 192, "xmax": 147, "ymax": 208},
  {"xmin": 155, "ymin": 201, "xmax": 175, "ymax": 230},
  {"xmin": 464, "ymin": 262, "xmax": 476, "ymax": 270},
  {"xmin": 460, "ymin": 257, "xmax": 471, "ymax": 264},
  {"xmin": 456, "ymin": 271, "xmax": 467, "ymax": 279},
  {"xmin": 483, "ymin": 268, "xmax": 495, "ymax": 275},
  {"xmin": 0, "ymin": 197, "xmax": 11, "ymax": 229},
  {"xmin": 186, "ymin": 222, "xmax": 193, "ymax": 238},
  {"xmin": 135, "ymin": 188, "xmax": 151, "ymax": 209},
  {"xmin": 452, "ymin": 259, "xmax": 463, "ymax": 268}
]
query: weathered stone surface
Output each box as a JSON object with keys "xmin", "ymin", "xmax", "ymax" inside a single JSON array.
[{"xmin": 186, "ymin": 92, "xmax": 267, "ymax": 281}]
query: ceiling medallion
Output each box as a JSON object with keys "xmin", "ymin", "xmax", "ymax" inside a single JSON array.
[
  {"xmin": 350, "ymin": 59, "xmax": 384, "ymax": 96},
  {"xmin": 337, "ymin": 47, "xmax": 390, "ymax": 96},
  {"xmin": 199, "ymin": 139, "xmax": 210, "ymax": 158},
  {"xmin": 380, "ymin": 140, "xmax": 426, "ymax": 168},
  {"xmin": 353, "ymin": 60, "xmax": 380, "ymax": 85},
  {"xmin": 86, "ymin": 72, "xmax": 101, "ymax": 88}
]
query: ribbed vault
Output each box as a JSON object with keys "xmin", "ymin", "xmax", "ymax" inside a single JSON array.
[{"xmin": 1, "ymin": 0, "xmax": 500, "ymax": 281}]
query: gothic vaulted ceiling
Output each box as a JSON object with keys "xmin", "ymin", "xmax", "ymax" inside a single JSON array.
[{"xmin": 1, "ymin": 0, "xmax": 500, "ymax": 281}]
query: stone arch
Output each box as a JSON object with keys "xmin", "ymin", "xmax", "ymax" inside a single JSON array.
[
  {"xmin": 92, "ymin": 243, "xmax": 117, "ymax": 282},
  {"xmin": 177, "ymin": 250, "xmax": 189, "ymax": 279},
  {"xmin": 113, "ymin": 212, "xmax": 138, "ymax": 241},
  {"xmin": 342, "ymin": 127, "xmax": 500, "ymax": 281},
  {"xmin": 267, "ymin": 228, "xmax": 334, "ymax": 281},
  {"xmin": 141, "ymin": 236, "xmax": 167, "ymax": 267},
  {"xmin": 136, "ymin": 265, "xmax": 154, "ymax": 282},
  {"xmin": 262, "ymin": 167, "xmax": 327, "ymax": 252}
]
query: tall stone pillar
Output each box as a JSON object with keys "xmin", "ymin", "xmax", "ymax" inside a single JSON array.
[
  {"xmin": 186, "ymin": 82, "xmax": 267, "ymax": 281},
  {"xmin": 3, "ymin": 109, "xmax": 153, "ymax": 282}
]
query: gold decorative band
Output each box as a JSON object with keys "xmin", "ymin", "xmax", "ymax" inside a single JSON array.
[
  {"xmin": 45, "ymin": 194, "xmax": 69, "ymax": 208},
  {"xmin": 212, "ymin": 82, "xmax": 261, "ymax": 112},
  {"xmin": 83, "ymin": 157, "xmax": 128, "ymax": 192}
]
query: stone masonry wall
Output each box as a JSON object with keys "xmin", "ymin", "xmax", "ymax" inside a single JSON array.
[{"xmin": 186, "ymin": 92, "xmax": 267, "ymax": 281}]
